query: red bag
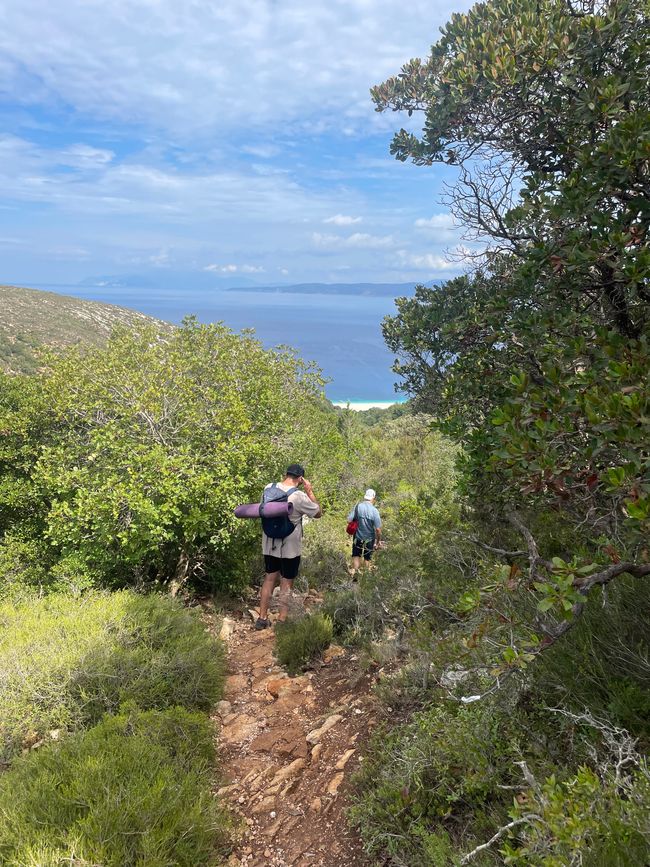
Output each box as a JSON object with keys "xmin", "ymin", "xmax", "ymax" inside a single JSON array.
[{"xmin": 346, "ymin": 503, "xmax": 360, "ymax": 536}]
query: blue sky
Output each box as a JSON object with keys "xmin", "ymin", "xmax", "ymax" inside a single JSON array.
[{"xmin": 0, "ymin": 0, "xmax": 476, "ymax": 287}]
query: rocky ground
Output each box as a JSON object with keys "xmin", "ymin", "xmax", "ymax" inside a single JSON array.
[{"xmin": 202, "ymin": 592, "xmax": 377, "ymax": 867}]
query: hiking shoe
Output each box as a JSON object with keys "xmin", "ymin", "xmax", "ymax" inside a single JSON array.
[{"xmin": 254, "ymin": 617, "xmax": 271, "ymax": 631}]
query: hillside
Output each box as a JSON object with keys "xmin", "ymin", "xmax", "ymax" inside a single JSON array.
[{"xmin": 0, "ymin": 284, "xmax": 171, "ymax": 374}]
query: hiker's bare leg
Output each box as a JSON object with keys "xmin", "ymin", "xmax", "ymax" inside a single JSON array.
[
  {"xmin": 277, "ymin": 577, "xmax": 293, "ymax": 622},
  {"xmin": 259, "ymin": 571, "xmax": 280, "ymax": 620},
  {"xmin": 351, "ymin": 555, "xmax": 361, "ymax": 573}
]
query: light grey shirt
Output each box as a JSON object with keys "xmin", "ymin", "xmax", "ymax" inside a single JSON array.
[
  {"xmin": 347, "ymin": 500, "xmax": 381, "ymax": 541},
  {"xmin": 262, "ymin": 482, "xmax": 320, "ymax": 558}
]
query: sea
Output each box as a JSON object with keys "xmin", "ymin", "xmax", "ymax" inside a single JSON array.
[{"xmin": 35, "ymin": 283, "xmax": 408, "ymax": 406}]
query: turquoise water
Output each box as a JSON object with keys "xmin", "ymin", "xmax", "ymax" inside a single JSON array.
[{"xmin": 36, "ymin": 284, "xmax": 407, "ymax": 402}]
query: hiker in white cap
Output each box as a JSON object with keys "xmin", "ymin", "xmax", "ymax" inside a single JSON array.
[{"xmin": 348, "ymin": 488, "xmax": 382, "ymax": 575}]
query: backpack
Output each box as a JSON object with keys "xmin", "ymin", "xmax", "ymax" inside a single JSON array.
[
  {"xmin": 346, "ymin": 503, "xmax": 360, "ymax": 536},
  {"xmin": 260, "ymin": 483, "xmax": 298, "ymax": 539}
]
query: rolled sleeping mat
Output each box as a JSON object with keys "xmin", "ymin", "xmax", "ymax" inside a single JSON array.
[{"xmin": 234, "ymin": 501, "xmax": 294, "ymax": 519}]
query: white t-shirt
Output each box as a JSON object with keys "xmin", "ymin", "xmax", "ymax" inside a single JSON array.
[{"xmin": 261, "ymin": 482, "xmax": 320, "ymax": 558}]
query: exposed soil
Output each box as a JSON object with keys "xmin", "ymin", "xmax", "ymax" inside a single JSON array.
[{"xmin": 202, "ymin": 592, "xmax": 377, "ymax": 867}]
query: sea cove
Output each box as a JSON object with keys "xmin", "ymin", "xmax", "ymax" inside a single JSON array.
[{"xmin": 33, "ymin": 283, "xmax": 407, "ymax": 403}]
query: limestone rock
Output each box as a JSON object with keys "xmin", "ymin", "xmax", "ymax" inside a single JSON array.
[
  {"xmin": 251, "ymin": 795, "xmax": 276, "ymax": 814},
  {"xmin": 322, "ymin": 644, "xmax": 345, "ymax": 664},
  {"xmin": 265, "ymin": 676, "xmax": 290, "ymax": 698},
  {"xmin": 306, "ymin": 714, "xmax": 342, "ymax": 745},
  {"xmin": 219, "ymin": 617, "xmax": 236, "ymax": 641},
  {"xmin": 225, "ymin": 674, "xmax": 248, "ymax": 696},
  {"xmin": 249, "ymin": 765, "xmax": 277, "ymax": 792},
  {"xmin": 327, "ymin": 772, "xmax": 345, "ymax": 796},
  {"xmin": 215, "ymin": 700, "xmax": 232, "ymax": 718},
  {"xmin": 220, "ymin": 714, "xmax": 258, "ymax": 743},
  {"xmin": 250, "ymin": 728, "xmax": 308, "ymax": 760},
  {"xmin": 310, "ymin": 796, "xmax": 322, "ymax": 812},
  {"xmin": 335, "ymin": 748, "xmax": 356, "ymax": 770},
  {"xmin": 271, "ymin": 757, "xmax": 306, "ymax": 784},
  {"xmin": 264, "ymin": 817, "xmax": 284, "ymax": 838}
]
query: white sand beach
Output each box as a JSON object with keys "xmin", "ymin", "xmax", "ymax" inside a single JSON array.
[{"xmin": 332, "ymin": 400, "xmax": 403, "ymax": 411}]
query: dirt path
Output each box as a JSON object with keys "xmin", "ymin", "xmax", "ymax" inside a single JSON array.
[{"xmin": 203, "ymin": 595, "xmax": 375, "ymax": 867}]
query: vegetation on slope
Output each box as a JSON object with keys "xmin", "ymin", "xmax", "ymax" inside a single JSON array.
[
  {"xmin": 1, "ymin": 1, "xmax": 648, "ymax": 862},
  {"xmin": 0, "ymin": 591, "xmax": 228, "ymax": 864},
  {"xmin": 0, "ymin": 591, "xmax": 224, "ymax": 764},
  {"xmin": 0, "ymin": 284, "xmax": 170, "ymax": 374},
  {"xmin": 0, "ymin": 707, "xmax": 228, "ymax": 867},
  {"xmin": 0, "ymin": 317, "xmax": 348, "ymax": 595},
  {"xmin": 326, "ymin": 0, "xmax": 650, "ymax": 862}
]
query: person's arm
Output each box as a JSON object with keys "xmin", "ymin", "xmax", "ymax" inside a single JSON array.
[
  {"xmin": 374, "ymin": 510, "xmax": 382, "ymax": 543},
  {"xmin": 300, "ymin": 478, "xmax": 322, "ymax": 518}
]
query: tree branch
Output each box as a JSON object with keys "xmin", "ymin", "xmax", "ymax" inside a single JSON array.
[
  {"xmin": 506, "ymin": 512, "xmax": 553, "ymax": 577},
  {"xmin": 576, "ymin": 561, "xmax": 650, "ymax": 593},
  {"xmin": 460, "ymin": 815, "xmax": 543, "ymax": 864}
]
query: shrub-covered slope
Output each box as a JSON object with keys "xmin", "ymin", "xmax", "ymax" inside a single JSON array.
[
  {"xmin": 0, "ymin": 591, "xmax": 224, "ymax": 764},
  {"xmin": 0, "ymin": 284, "xmax": 171, "ymax": 373}
]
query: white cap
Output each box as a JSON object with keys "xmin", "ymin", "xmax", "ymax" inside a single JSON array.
[{"xmin": 364, "ymin": 488, "xmax": 376, "ymax": 500}]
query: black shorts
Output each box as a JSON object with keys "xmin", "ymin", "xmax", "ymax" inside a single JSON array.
[
  {"xmin": 264, "ymin": 555, "xmax": 301, "ymax": 580},
  {"xmin": 352, "ymin": 537, "xmax": 375, "ymax": 561}
]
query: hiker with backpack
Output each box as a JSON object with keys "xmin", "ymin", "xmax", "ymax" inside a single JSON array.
[
  {"xmin": 348, "ymin": 488, "xmax": 382, "ymax": 576},
  {"xmin": 255, "ymin": 463, "xmax": 321, "ymax": 630}
]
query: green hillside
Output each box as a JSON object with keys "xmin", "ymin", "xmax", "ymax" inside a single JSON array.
[{"xmin": 0, "ymin": 284, "xmax": 171, "ymax": 374}]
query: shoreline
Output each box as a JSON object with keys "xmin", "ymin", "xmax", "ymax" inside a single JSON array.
[{"xmin": 331, "ymin": 400, "xmax": 404, "ymax": 411}]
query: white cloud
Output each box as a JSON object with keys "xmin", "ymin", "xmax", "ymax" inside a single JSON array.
[
  {"xmin": 203, "ymin": 263, "xmax": 265, "ymax": 273},
  {"xmin": 0, "ymin": 135, "xmax": 345, "ymax": 223},
  {"xmin": 312, "ymin": 231, "xmax": 394, "ymax": 249},
  {"xmin": 395, "ymin": 249, "xmax": 463, "ymax": 272},
  {"xmin": 414, "ymin": 213, "xmax": 457, "ymax": 230},
  {"xmin": 0, "ymin": 0, "xmax": 471, "ymax": 137},
  {"xmin": 149, "ymin": 249, "xmax": 171, "ymax": 267},
  {"xmin": 323, "ymin": 214, "xmax": 362, "ymax": 226},
  {"xmin": 241, "ymin": 144, "xmax": 281, "ymax": 159}
]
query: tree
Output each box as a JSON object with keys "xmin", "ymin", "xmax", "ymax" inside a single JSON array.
[
  {"xmin": 0, "ymin": 319, "xmax": 347, "ymax": 593},
  {"xmin": 375, "ymin": 0, "xmax": 649, "ymax": 623}
]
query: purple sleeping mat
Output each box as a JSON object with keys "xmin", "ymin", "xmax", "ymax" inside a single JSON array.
[{"xmin": 234, "ymin": 501, "xmax": 294, "ymax": 519}]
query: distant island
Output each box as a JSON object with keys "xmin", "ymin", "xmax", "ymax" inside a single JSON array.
[
  {"xmin": 72, "ymin": 276, "xmax": 434, "ymax": 298},
  {"xmin": 225, "ymin": 282, "xmax": 427, "ymax": 297}
]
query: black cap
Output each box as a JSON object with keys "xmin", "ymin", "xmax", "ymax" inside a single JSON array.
[{"xmin": 286, "ymin": 463, "xmax": 305, "ymax": 478}]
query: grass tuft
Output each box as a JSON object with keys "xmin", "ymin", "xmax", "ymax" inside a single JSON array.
[
  {"xmin": 274, "ymin": 613, "xmax": 333, "ymax": 676},
  {"xmin": 0, "ymin": 590, "xmax": 225, "ymax": 764},
  {"xmin": 0, "ymin": 707, "xmax": 229, "ymax": 866}
]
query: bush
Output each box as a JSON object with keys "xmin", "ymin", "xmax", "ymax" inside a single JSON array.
[
  {"xmin": 0, "ymin": 707, "xmax": 229, "ymax": 866},
  {"xmin": 0, "ymin": 591, "xmax": 225, "ymax": 764},
  {"xmin": 533, "ymin": 576, "xmax": 650, "ymax": 743},
  {"xmin": 351, "ymin": 700, "xmax": 525, "ymax": 865},
  {"xmin": 300, "ymin": 513, "xmax": 351, "ymax": 590},
  {"xmin": 274, "ymin": 613, "xmax": 333, "ymax": 675},
  {"xmin": 504, "ymin": 764, "xmax": 650, "ymax": 867},
  {"xmin": 0, "ymin": 320, "xmax": 348, "ymax": 592}
]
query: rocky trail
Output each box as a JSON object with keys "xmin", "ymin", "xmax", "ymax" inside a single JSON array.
[{"xmin": 202, "ymin": 592, "xmax": 377, "ymax": 866}]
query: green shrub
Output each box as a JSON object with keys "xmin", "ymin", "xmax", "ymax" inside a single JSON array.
[
  {"xmin": 322, "ymin": 586, "xmax": 387, "ymax": 646},
  {"xmin": 0, "ymin": 321, "xmax": 348, "ymax": 592},
  {"xmin": 0, "ymin": 533, "xmax": 52, "ymax": 601},
  {"xmin": 300, "ymin": 513, "xmax": 351, "ymax": 590},
  {"xmin": 0, "ymin": 707, "xmax": 229, "ymax": 866},
  {"xmin": 274, "ymin": 613, "xmax": 333, "ymax": 675},
  {"xmin": 533, "ymin": 576, "xmax": 650, "ymax": 743},
  {"xmin": 0, "ymin": 591, "xmax": 225, "ymax": 764},
  {"xmin": 351, "ymin": 700, "xmax": 524, "ymax": 865},
  {"xmin": 503, "ymin": 765, "xmax": 650, "ymax": 867}
]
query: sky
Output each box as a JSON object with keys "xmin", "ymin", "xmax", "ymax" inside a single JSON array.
[{"xmin": 0, "ymin": 0, "xmax": 475, "ymax": 288}]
